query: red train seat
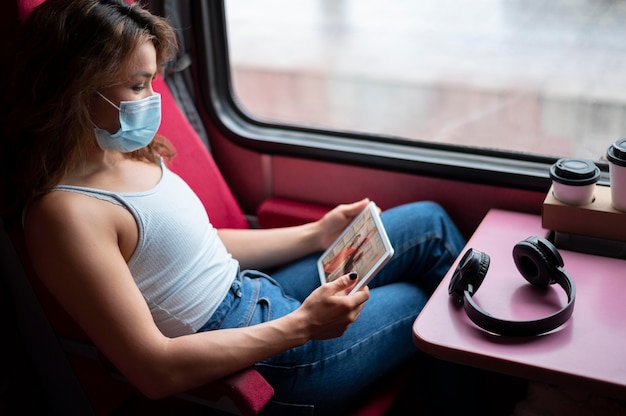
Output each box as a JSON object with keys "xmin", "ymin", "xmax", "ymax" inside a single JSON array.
[{"xmin": 1, "ymin": 1, "xmax": 413, "ymax": 415}]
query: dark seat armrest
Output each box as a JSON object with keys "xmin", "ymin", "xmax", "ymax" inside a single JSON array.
[{"xmin": 181, "ymin": 368, "xmax": 274, "ymax": 416}]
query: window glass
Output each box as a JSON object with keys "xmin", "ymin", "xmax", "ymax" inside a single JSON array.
[{"xmin": 225, "ymin": 0, "xmax": 626, "ymax": 160}]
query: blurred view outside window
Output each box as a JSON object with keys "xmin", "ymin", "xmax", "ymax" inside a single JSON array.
[{"xmin": 225, "ymin": 0, "xmax": 626, "ymax": 160}]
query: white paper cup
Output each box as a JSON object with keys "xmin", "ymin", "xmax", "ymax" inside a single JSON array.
[
  {"xmin": 607, "ymin": 139, "xmax": 626, "ymax": 212},
  {"xmin": 549, "ymin": 158, "xmax": 600, "ymax": 205}
]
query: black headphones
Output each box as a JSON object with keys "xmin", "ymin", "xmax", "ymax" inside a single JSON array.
[{"xmin": 448, "ymin": 236, "xmax": 576, "ymax": 337}]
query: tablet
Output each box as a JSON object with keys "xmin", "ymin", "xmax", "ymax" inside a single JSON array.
[{"xmin": 318, "ymin": 201, "xmax": 394, "ymax": 294}]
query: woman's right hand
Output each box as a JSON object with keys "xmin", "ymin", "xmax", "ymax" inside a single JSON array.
[{"xmin": 295, "ymin": 274, "xmax": 370, "ymax": 340}]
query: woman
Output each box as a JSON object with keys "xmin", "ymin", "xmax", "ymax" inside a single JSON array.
[{"xmin": 0, "ymin": 0, "xmax": 465, "ymax": 414}]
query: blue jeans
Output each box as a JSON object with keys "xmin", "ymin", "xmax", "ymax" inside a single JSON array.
[{"xmin": 199, "ymin": 201, "xmax": 465, "ymax": 415}]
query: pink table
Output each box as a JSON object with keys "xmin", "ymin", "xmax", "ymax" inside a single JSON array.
[{"xmin": 413, "ymin": 209, "xmax": 626, "ymax": 399}]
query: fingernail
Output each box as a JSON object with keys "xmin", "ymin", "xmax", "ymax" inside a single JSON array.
[{"xmin": 349, "ymin": 272, "xmax": 358, "ymax": 280}]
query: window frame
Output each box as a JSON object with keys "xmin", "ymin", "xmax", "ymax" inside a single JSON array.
[{"xmin": 191, "ymin": 1, "xmax": 610, "ymax": 192}]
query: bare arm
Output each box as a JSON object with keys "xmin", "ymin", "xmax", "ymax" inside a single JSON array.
[
  {"xmin": 24, "ymin": 193, "xmax": 368, "ymax": 399},
  {"xmin": 219, "ymin": 198, "xmax": 370, "ymax": 270}
]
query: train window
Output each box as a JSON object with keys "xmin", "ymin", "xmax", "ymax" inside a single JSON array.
[{"xmin": 225, "ymin": 0, "xmax": 625, "ymax": 162}]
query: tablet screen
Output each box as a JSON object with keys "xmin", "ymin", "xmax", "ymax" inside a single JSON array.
[{"xmin": 318, "ymin": 202, "xmax": 394, "ymax": 294}]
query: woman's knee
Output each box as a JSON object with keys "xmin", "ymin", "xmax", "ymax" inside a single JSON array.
[
  {"xmin": 382, "ymin": 201, "xmax": 458, "ymax": 240},
  {"xmin": 384, "ymin": 200, "xmax": 447, "ymax": 224}
]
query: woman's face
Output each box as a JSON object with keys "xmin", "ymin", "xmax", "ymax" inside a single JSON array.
[{"xmin": 91, "ymin": 41, "xmax": 158, "ymax": 134}]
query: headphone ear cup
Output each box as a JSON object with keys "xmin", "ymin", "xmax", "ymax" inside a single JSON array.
[
  {"xmin": 512, "ymin": 237, "xmax": 561, "ymax": 287},
  {"xmin": 448, "ymin": 248, "xmax": 490, "ymax": 302}
]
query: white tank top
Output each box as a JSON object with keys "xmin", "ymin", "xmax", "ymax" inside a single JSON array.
[{"xmin": 53, "ymin": 161, "xmax": 238, "ymax": 337}]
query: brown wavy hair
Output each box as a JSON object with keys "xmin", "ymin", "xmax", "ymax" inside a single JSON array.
[{"xmin": 0, "ymin": 0, "xmax": 178, "ymax": 223}]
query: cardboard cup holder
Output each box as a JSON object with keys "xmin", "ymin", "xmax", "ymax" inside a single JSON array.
[{"xmin": 542, "ymin": 184, "xmax": 626, "ymax": 243}]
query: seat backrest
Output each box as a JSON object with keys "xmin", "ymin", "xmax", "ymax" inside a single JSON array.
[{"xmin": 16, "ymin": 0, "xmax": 41, "ymax": 20}]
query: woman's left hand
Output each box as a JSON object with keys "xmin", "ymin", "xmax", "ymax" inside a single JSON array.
[{"xmin": 316, "ymin": 198, "xmax": 371, "ymax": 250}]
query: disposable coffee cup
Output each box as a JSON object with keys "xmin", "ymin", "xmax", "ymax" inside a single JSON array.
[
  {"xmin": 549, "ymin": 158, "xmax": 600, "ymax": 205},
  {"xmin": 607, "ymin": 139, "xmax": 626, "ymax": 212}
]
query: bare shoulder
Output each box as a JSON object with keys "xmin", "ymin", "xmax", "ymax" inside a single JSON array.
[
  {"xmin": 24, "ymin": 189, "xmax": 120, "ymax": 276},
  {"xmin": 23, "ymin": 190, "xmax": 136, "ymax": 315},
  {"xmin": 25, "ymin": 189, "xmax": 137, "ymax": 262},
  {"xmin": 25, "ymin": 189, "xmax": 104, "ymax": 232}
]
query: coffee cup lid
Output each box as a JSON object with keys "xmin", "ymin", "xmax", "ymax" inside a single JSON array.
[
  {"xmin": 607, "ymin": 139, "xmax": 626, "ymax": 167},
  {"xmin": 550, "ymin": 158, "xmax": 600, "ymax": 186}
]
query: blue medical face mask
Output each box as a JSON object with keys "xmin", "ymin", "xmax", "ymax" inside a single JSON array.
[{"xmin": 93, "ymin": 92, "xmax": 162, "ymax": 152}]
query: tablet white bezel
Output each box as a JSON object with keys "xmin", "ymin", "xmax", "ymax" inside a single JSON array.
[{"xmin": 317, "ymin": 202, "xmax": 394, "ymax": 294}]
